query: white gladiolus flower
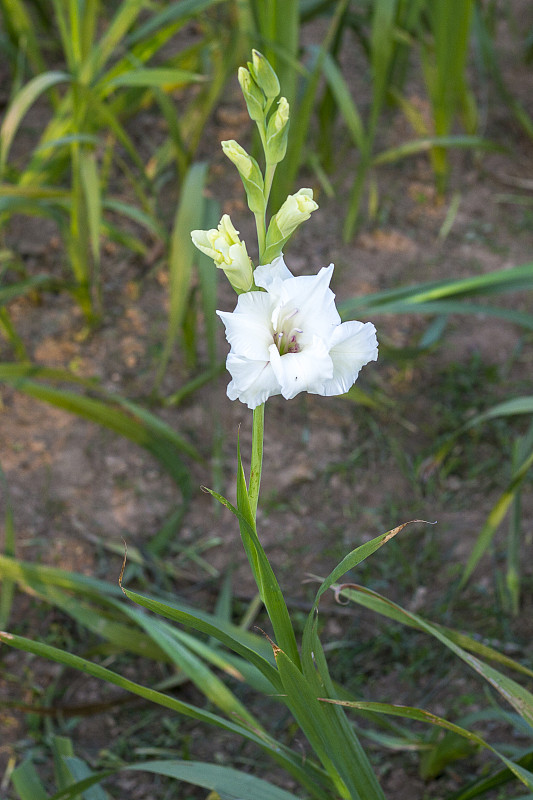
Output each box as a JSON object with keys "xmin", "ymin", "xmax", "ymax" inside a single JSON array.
[{"xmin": 217, "ymin": 256, "xmax": 378, "ymax": 409}]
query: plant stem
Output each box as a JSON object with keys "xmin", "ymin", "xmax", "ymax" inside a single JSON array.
[
  {"xmin": 254, "ymin": 211, "xmax": 266, "ymax": 263},
  {"xmin": 248, "ymin": 402, "xmax": 264, "ymax": 519},
  {"xmin": 264, "ymin": 161, "xmax": 276, "ymax": 208}
]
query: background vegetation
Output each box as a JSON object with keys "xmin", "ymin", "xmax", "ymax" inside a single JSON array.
[{"xmin": 0, "ymin": 1, "xmax": 532, "ymax": 798}]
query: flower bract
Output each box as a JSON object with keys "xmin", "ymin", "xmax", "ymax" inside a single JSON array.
[{"xmin": 217, "ymin": 256, "xmax": 378, "ymax": 409}]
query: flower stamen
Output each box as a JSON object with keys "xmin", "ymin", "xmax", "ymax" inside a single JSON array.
[{"xmin": 273, "ymin": 306, "xmax": 303, "ymax": 355}]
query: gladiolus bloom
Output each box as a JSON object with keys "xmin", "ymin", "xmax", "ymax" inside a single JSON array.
[{"xmin": 217, "ymin": 256, "xmax": 378, "ymax": 409}]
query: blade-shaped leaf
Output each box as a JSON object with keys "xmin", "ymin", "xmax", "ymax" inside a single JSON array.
[
  {"xmin": 0, "ymin": 71, "xmax": 70, "ymax": 174},
  {"xmin": 319, "ymin": 698, "xmax": 533, "ymax": 790}
]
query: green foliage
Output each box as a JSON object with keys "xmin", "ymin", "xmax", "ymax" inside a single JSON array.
[
  {"xmin": 1, "ymin": 8, "xmax": 532, "ymax": 797},
  {"xmin": 0, "ymin": 0, "xmax": 234, "ymax": 319}
]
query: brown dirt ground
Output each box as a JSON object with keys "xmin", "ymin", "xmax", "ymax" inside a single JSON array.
[{"xmin": 1, "ymin": 7, "xmax": 533, "ymax": 800}]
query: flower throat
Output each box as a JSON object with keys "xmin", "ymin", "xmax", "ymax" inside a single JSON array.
[{"xmin": 273, "ymin": 306, "xmax": 302, "ymax": 355}]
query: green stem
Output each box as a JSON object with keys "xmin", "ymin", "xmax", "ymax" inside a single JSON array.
[
  {"xmin": 254, "ymin": 210, "xmax": 267, "ymax": 264},
  {"xmin": 248, "ymin": 403, "xmax": 264, "ymax": 519},
  {"xmin": 264, "ymin": 161, "xmax": 276, "ymax": 208}
]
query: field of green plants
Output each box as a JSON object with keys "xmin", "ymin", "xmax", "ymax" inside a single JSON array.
[{"xmin": 1, "ymin": 1, "xmax": 533, "ymax": 798}]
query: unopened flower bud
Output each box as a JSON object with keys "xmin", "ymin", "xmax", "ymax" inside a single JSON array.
[
  {"xmin": 265, "ymin": 97, "xmax": 289, "ymax": 164},
  {"xmin": 221, "ymin": 140, "xmax": 265, "ymax": 214},
  {"xmin": 191, "ymin": 214, "xmax": 253, "ymax": 293},
  {"xmin": 263, "ymin": 189, "xmax": 319, "ymax": 263},
  {"xmin": 238, "ymin": 66, "xmax": 265, "ymax": 122},
  {"xmin": 249, "ymin": 49, "xmax": 280, "ymax": 99},
  {"xmin": 275, "ymin": 188, "xmax": 318, "ymax": 236}
]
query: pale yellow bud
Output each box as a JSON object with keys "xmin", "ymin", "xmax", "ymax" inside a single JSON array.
[
  {"xmin": 274, "ymin": 188, "xmax": 318, "ymax": 238},
  {"xmin": 221, "ymin": 140, "xmax": 253, "ymax": 178},
  {"xmin": 221, "ymin": 140, "xmax": 265, "ymax": 214},
  {"xmin": 265, "ymin": 97, "xmax": 289, "ymax": 164},
  {"xmin": 238, "ymin": 66, "xmax": 265, "ymax": 122},
  {"xmin": 249, "ymin": 49, "xmax": 280, "ymax": 99},
  {"xmin": 262, "ymin": 189, "xmax": 319, "ymax": 263},
  {"xmin": 191, "ymin": 215, "xmax": 253, "ymax": 293}
]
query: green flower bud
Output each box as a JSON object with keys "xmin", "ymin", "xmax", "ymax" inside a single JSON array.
[
  {"xmin": 249, "ymin": 49, "xmax": 280, "ymax": 100},
  {"xmin": 263, "ymin": 188, "xmax": 319, "ymax": 262},
  {"xmin": 265, "ymin": 96, "xmax": 290, "ymax": 164},
  {"xmin": 238, "ymin": 66, "xmax": 265, "ymax": 122},
  {"xmin": 191, "ymin": 214, "xmax": 253, "ymax": 293},
  {"xmin": 221, "ymin": 140, "xmax": 265, "ymax": 214}
]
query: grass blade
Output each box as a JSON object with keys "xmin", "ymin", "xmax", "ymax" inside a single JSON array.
[
  {"xmin": 119, "ymin": 584, "xmax": 281, "ymax": 690},
  {"xmin": 336, "ymin": 585, "xmax": 533, "ymax": 730},
  {"xmin": 339, "ymin": 261, "xmax": 533, "ymax": 319},
  {"xmin": 0, "ymin": 71, "xmax": 70, "ymax": 175},
  {"xmin": 320, "ymin": 698, "xmax": 533, "ymax": 790},
  {"xmin": 0, "ymin": 465, "xmax": 15, "ymax": 628},
  {"xmin": 373, "ymin": 134, "xmax": 498, "ymax": 166},
  {"xmin": 11, "ymin": 759, "xmax": 48, "ymax": 800},
  {"xmin": 0, "ymin": 273, "xmax": 54, "ymax": 305},
  {"xmin": 125, "ymin": 758, "xmax": 302, "ymax": 800},
  {"xmin": 79, "ymin": 149, "xmax": 101, "ymax": 267},
  {"xmin": 105, "ymin": 67, "xmax": 205, "ymax": 90},
  {"xmin": 153, "ymin": 162, "xmax": 207, "ymax": 391},
  {"xmin": 195, "ymin": 196, "xmax": 220, "ymax": 367},
  {"xmin": 0, "ymin": 631, "xmax": 271, "ymax": 745},
  {"xmin": 0, "ymin": 631, "xmax": 329, "ymax": 797},
  {"xmin": 460, "ymin": 445, "xmax": 533, "ymax": 588},
  {"xmin": 43, "ymin": 757, "xmax": 303, "ymax": 800}
]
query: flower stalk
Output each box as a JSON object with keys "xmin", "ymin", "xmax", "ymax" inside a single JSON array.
[{"xmin": 249, "ymin": 403, "xmax": 264, "ymax": 519}]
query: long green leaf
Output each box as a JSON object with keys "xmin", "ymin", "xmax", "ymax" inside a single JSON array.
[
  {"xmin": 320, "ymin": 698, "xmax": 533, "ymax": 790},
  {"xmin": 300, "ymin": 607, "xmax": 386, "ymax": 800},
  {"xmin": 205, "ymin": 471, "xmax": 301, "ymax": 667},
  {"xmin": 460, "ymin": 444, "xmax": 533, "ymax": 587},
  {"xmin": 0, "ymin": 631, "xmax": 331, "ymax": 798},
  {"xmin": 373, "ymin": 134, "xmax": 498, "ymax": 166},
  {"xmin": 336, "ymin": 585, "xmax": 533, "ymax": 729},
  {"xmin": 121, "ymin": 612, "xmax": 261, "ymax": 729},
  {"xmin": 79, "ymin": 149, "xmax": 101, "ymax": 269},
  {"xmin": 0, "ymin": 466, "xmax": 15, "ymax": 629},
  {"xmin": 125, "ymin": 758, "xmax": 303, "ymax": 800},
  {"xmin": 61, "ymin": 754, "xmax": 109, "ymax": 800},
  {"xmin": 48, "ymin": 757, "xmax": 302, "ymax": 800},
  {"xmin": 154, "ymin": 162, "xmax": 207, "ymax": 390},
  {"xmin": 321, "ymin": 50, "xmax": 366, "ymax": 152},
  {"xmin": 0, "ymin": 71, "xmax": 70, "ymax": 174},
  {"xmin": 11, "ymin": 759, "xmax": 48, "ymax": 800},
  {"xmin": 310, "ymin": 520, "xmax": 424, "ymax": 612},
  {"xmin": 0, "ymin": 274, "xmax": 53, "ymax": 306},
  {"xmin": 339, "ymin": 261, "xmax": 533, "ymax": 320},
  {"xmin": 105, "ymin": 67, "xmax": 205, "ymax": 89},
  {"xmin": 0, "ymin": 630, "xmax": 278, "ymax": 748},
  {"xmin": 125, "ymin": 0, "xmax": 225, "ymax": 46},
  {"xmin": 120, "ymin": 585, "xmax": 281, "ymax": 690},
  {"xmin": 81, "ymin": 0, "xmax": 145, "ymax": 81}
]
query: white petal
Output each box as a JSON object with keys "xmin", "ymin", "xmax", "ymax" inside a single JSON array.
[
  {"xmin": 322, "ymin": 321, "xmax": 378, "ymax": 396},
  {"xmin": 269, "ymin": 338, "xmax": 333, "ymax": 400},
  {"xmin": 217, "ymin": 291, "xmax": 273, "ymax": 360},
  {"xmin": 279, "ymin": 265, "xmax": 340, "ymax": 343},
  {"xmin": 254, "ymin": 255, "xmax": 293, "ymax": 291},
  {"xmin": 225, "ymin": 354, "xmax": 280, "ymax": 409}
]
